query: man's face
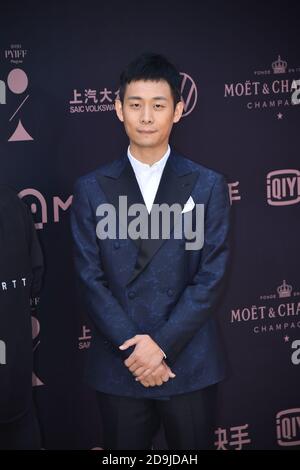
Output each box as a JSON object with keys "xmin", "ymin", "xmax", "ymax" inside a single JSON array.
[{"xmin": 115, "ymin": 79, "xmax": 183, "ymax": 150}]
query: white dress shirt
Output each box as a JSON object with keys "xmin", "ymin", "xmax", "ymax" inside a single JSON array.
[
  {"xmin": 127, "ymin": 144, "xmax": 170, "ymax": 360},
  {"xmin": 127, "ymin": 144, "xmax": 171, "ymax": 214}
]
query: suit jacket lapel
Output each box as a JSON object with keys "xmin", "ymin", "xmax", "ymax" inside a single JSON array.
[
  {"xmin": 96, "ymin": 149, "xmax": 199, "ymax": 285},
  {"xmin": 127, "ymin": 151, "xmax": 199, "ymax": 285},
  {"xmin": 96, "ymin": 156, "xmax": 145, "ymax": 250}
]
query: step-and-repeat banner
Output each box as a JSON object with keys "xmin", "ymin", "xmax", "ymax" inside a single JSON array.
[{"xmin": 0, "ymin": 1, "xmax": 299, "ymax": 449}]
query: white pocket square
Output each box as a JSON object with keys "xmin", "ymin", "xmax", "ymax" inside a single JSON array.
[{"xmin": 181, "ymin": 196, "xmax": 195, "ymax": 213}]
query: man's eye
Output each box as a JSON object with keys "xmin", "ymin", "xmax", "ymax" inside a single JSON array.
[
  {"xmin": 154, "ymin": 104, "xmax": 164, "ymax": 109},
  {"xmin": 130, "ymin": 103, "xmax": 140, "ymax": 108}
]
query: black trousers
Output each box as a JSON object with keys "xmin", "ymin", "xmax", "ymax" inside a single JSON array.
[
  {"xmin": 0, "ymin": 405, "xmax": 41, "ymax": 450},
  {"xmin": 97, "ymin": 384, "xmax": 218, "ymax": 450}
]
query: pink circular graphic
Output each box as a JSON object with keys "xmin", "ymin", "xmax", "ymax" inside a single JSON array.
[
  {"xmin": 31, "ymin": 317, "xmax": 40, "ymax": 340},
  {"xmin": 7, "ymin": 68, "xmax": 28, "ymax": 94}
]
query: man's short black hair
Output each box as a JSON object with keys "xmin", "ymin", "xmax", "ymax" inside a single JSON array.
[{"xmin": 118, "ymin": 52, "xmax": 182, "ymax": 108}]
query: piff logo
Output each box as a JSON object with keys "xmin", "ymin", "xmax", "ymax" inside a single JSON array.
[{"xmin": 0, "ymin": 68, "xmax": 33, "ymax": 142}]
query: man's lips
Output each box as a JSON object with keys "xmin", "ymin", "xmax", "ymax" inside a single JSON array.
[{"xmin": 137, "ymin": 130, "xmax": 157, "ymax": 134}]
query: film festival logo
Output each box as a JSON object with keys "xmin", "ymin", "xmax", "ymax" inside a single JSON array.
[
  {"xmin": 0, "ymin": 44, "xmax": 33, "ymax": 142},
  {"xmin": 19, "ymin": 188, "xmax": 73, "ymax": 230},
  {"xmin": 276, "ymin": 408, "xmax": 300, "ymax": 447},
  {"xmin": 266, "ymin": 169, "xmax": 300, "ymax": 206},
  {"xmin": 69, "ymin": 72, "xmax": 198, "ymax": 117},
  {"xmin": 230, "ymin": 279, "xmax": 300, "ymax": 336},
  {"xmin": 224, "ymin": 54, "xmax": 300, "ymax": 118},
  {"xmin": 94, "ymin": 196, "xmax": 205, "ymax": 251}
]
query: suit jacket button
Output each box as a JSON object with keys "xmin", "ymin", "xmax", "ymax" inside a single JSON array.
[
  {"xmin": 128, "ymin": 291, "xmax": 136, "ymax": 299},
  {"xmin": 114, "ymin": 241, "xmax": 120, "ymax": 249},
  {"xmin": 167, "ymin": 289, "xmax": 174, "ymax": 297}
]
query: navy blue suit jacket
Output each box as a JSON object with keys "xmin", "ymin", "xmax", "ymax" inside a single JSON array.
[{"xmin": 70, "ymin": 148, "xmax": 231, "ymax": 398}]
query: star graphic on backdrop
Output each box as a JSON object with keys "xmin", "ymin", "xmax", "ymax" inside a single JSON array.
[
  {"xmin": 284, "ymin": 335, "xmax": 289, "ymax": 342},
  {"xmin": 277, "ymin": 112, "xmax": 283, "ymax": 119}
]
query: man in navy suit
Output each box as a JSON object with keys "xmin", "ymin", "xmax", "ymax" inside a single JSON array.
[{"xmin": 71, "ymin": 52, "xmax": 231, "ymax": 449}]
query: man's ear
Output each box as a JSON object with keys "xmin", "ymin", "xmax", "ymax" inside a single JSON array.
[
  {"xmin": 115, "ymin": 98, "xmax": 124, "ymax": 122},
  {"xmin": 173, "ymin": 99, "xmax": 184, "ymax": 123}
]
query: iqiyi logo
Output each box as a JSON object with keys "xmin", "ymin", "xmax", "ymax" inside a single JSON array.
[
  {"xmin": 267, "ymin": 169, "xmax": 300, "ymax": 206},
  {"xmin": 0, "ymin": 339, "xmax": 6, "ymax": 365},
  {"xmin": 276, "ymin": 408, "xmax": 300, "ymax": 447},
  {"xmin": 0, "ymin": 68, "xmax": 33, "ymax": 142}
]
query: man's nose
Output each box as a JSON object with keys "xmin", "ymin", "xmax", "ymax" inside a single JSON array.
[{"xmin": 140, "ymin": 106, "xmax": 154, "ymax": 124}]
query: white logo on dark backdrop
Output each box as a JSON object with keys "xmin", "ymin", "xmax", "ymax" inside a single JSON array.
[
  {"xmin": 224, "ymin": 54, "xmax": 300, "ymax": 119},
  {"xmin": 69, "ymin": 87, "xmax": 116, "ymax": 114},
  {"xmin": 19, "ymin": 189, "xmax": 73, "ymax": 229},
  {"xmin": 0, "ymin": 44, "xmax": 33, "ymax": 141},
  {"xmin": 4, "ymin": 44, "xmax": 27, "ymax": 65},
  {"xmin": 78, "ymin": 325, "xmax": 92, "ymax": 350},
  {"xmin": 228, "ymin": 181, "xmax": 241, "ymax": 204},
  {"xmin": 266, "ymin": 169, "xmax": 300, "ymax": 206},
  {"xmin": 215, "ymin": 423, "xmax": 251, "ymax": 450},
  {"xmin": 230, "ymin": 280, "xmax": 300, "ymax": 335},
  {"xmin": 69, "ymin": 71, "xmax": 198, "ymax": 117},
  {"xmin": 1, "ymin": 276, "xmax": 27, "ymax": 291},
  {"xmin": 276, "ymin": 408, "xmax": 300, "ymax": 447},
  {"xmin": 180, "ymin": 72, "xmax": 198, "ymax": 117}
]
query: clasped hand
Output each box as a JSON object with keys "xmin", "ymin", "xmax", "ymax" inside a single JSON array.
[{"xmin": 119, "ymin": 334, "xmax": 176, "ymax": 387}]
